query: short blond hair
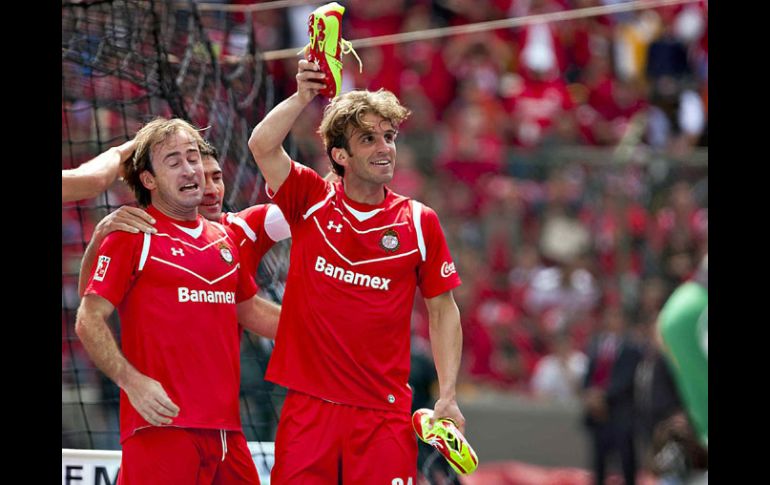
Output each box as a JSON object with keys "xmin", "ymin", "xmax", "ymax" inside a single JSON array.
[
  {"xmin": 318, "ymin": 89, "xmax": 411, "ymax": 176},
  {"xmin": 125, "ymin": 118, "xmax": 206, "ymax": 206}
]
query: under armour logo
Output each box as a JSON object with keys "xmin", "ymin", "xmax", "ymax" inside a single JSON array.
[
  {"xmin": 327, "ymin": 221, "xmax": 342, "ymax": 233},
  {"xmin": 171, "ymin": 248, "xmax": 185, "ymax": 257}
]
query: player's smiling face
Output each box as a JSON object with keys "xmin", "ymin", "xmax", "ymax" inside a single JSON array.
[
  {"xmin": 146, "ymin": 130, "xmax": 204, "ymax": 219},
  {"xmin": 199, "ymin": 155, "xmax": 225, "ymax": 221},
  {"xmin": 340, "ymin": 113, "xmax": 397, "ymax": 187}
]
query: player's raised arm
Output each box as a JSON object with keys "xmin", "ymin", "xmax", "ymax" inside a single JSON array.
[
  {"xmin": 248, "ymin": 59, "xmax": 326, "ymax": 193},
  {"xmin": 62, "ymin": 139, "xmax": 136, "ymax": 203},
  {"xmin": 424, "ymin": 290, "xmax": 466, "ymax": 432}
]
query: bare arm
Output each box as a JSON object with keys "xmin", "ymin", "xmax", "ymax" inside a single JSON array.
[
  {"xmin": 62, "ymin": 139, "xmax": 136, "ymax": 203},
  {"xmin": 424, "ymin": 290, "xmax": 466, "ymax": 432},
  {"xmin": 75, "ymin": 294, "xmax": 180, "ymax": 425},
  {"xmin": 248, "ymin": 59, "xmax": 326, "ymax": 193},
  {"xmin": 237, "ymin": 294, "xmax": 282, "ymax": 340},
  {"xmin": 78, "ymin": 206, "xmax": 157, "ymax": 296}
]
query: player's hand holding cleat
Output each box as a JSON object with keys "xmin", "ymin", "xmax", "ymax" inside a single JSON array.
[
  {"xmin": 412, "ymin": 408, "xmax": 479, "ymax": 475},
  {"xmin": 299, "ymin": 2, "xmax": 362, "ymax": 98}
]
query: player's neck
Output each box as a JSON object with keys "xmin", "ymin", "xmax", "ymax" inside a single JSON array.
[
  {"xmin": 150, "ymin": 199, "xmax": 199, "ymax": 222},
  {"xmin": 341, "ymin": 179, "xmax": 386, "ymax": 205}
]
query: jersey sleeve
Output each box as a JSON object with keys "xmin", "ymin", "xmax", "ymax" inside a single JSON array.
[
  {"xmin": 416, "ymin": 205, "xmax": 462, "ymax": 299},
  {"xmin": 236, "ymin": 260, "xmax": 258, "ymax": 303},
  {"xmin": 263, "ymin": 204, "xmax": 291, "ymax": 242},
  {"xmin": 226, "ymin": 207, "xmax": 264, "ymax": 277},
  {"xmin": 84, "ymin": 231, "xmax": 143, "ymax": 308},
  {"xmin": 224, "ymin": 224, "xmax": 259, "ymax": 303},
  {"xmin": 267, "ymin": 161, "xmax": 332, "ymax": 227},
  {"xmin": 228, "ymin": 204, "xmax": 291, "ymax": 276}
]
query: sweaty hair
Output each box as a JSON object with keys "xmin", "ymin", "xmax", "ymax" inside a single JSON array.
[
  {"xmin": 318, "ymin": 89, "xmax": 411, "ymax": 176},
  {"xmin": 124, "ymin": 118, "xmax": 206, "ymax": 207},
  {"xmin": 200, "ymin": 140, "xmax": 219, "ymax": 161}
]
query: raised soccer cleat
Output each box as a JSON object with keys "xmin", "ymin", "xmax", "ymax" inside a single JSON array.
[
  {"xmin": 412, "ymin": 408, "xmax": 479, "ymax": 475},
  {"xmin": 299, "ymin": 2, "xmax": 362, "ymax": 98}
]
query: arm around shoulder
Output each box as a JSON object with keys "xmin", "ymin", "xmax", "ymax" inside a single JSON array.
[
  {"xmin": 62, "ymin": 140, "xmax": 136, "ymax": 203},
  {"xmin": 237, "ymin": 294, "xmax": 281, "ymax": 340}
]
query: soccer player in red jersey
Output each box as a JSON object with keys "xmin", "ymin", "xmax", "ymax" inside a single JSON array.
[
  {"xmin": 248, "ymin": 59, "xmax": 465, "ymax": 483},
  {"xmin": 78, "ymin": 141, "xmax": 290, "ymax": 296},
  {"xmin": 75, "ymin": 118, "xmax": 279, "ymax": 484}
]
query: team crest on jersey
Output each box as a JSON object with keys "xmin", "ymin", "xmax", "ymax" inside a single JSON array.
[
  {"xmin": 94, "ymin": 255, "xmax": 111, "ymax": 281},
  {"xmin": 218, "ymin": 244, "xmax": 234, "ymax": 265},
  {"xmin": 380, "ymin": 229, "xmax": 400, "ymax": 252}
]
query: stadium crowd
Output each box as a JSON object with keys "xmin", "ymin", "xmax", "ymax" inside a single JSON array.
[{"xmin": 252, "ymin": 0, "xmax": 708, "ymax": 394}]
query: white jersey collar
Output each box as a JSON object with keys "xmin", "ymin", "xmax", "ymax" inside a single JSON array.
[
  {"xmin": 342, "ymin": 200, "xmax": 383, "ymax": 222},
  {"xmin": 172, "ymin": 220, "xmax": 204, "ymax": 239}
]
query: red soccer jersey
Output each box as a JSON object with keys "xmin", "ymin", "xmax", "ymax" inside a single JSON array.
[
  {"xmin": 219, "ymin": 204, "xmax": 291, "ymax": 275},
  {"xmin": 84, "ymin": 205, "xmax": 258, "ymax": 442},
  {"xmin": 265, "ymin": 162, "xmax": 461, "ymax": 414}
]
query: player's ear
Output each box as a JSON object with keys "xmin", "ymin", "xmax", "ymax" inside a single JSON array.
[
  {"xmin": 331, "ymin": 147, "xmax": 349, "ymax": 167},
  {"xmin": 139, "ymin": 170, "xmax": 157, "ymax": 191}
]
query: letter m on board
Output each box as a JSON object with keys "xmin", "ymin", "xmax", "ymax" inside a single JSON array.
[{"xmin": 95, "ymin": 466, "xmax": 118, "ymax": 485}]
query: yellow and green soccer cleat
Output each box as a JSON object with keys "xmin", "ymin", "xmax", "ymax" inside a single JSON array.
[
  {"xmin": 300, "ymin": 2, "xmax": 362, "ymax": 98},
  {"xmin": 412, "ymin": 408, "xmax": 479, "ymax": 475}
]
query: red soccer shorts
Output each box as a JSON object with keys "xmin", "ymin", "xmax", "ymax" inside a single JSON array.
[
  {"xmin": 271, "ymin": 390, "xmax": 417, "ymax": 484},
  {"xmin": 118, "ymin": 427, "xmax": 260, "ymax": 485}
]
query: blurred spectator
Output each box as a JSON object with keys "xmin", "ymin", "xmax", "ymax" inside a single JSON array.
[
  {"xmin": 646, "ymin": 76, "xmax": 705, "ymax": 155},
  {"xmin": 508, "ymin": 242, "xmax": 544, "ymax": 309},
  {"xmin": 612, "ymin": 10, "xmax": 661, "ymax": 82},
  {"xmin": 651, "ymin": 181, "xmax": 707, "ymax": 291},
  {"xmin": 435, "ymin": 99, "xmax": 506, "ymax": 190},
  {"xmin": 501, "ymin": 12, "xmax": 577, "ymax": 148},
  {"xmin": 645, "ymin": 20, "xmax": 691, "ymax": 82},
  {"xmin": 524, "ymin": 167, "xmax": 599, "ymax": 321},
  {"xmin": 582, "ymin": 305, "xmax": 643, "ymax": 485},
  {"xmin": 464, "ymin": 272, "xmax": 518, "ymax": 385},
  {"xmin": 346, "ymin": 0, "xmax": 406, "ymax": 95},
  {"xmin": 388, "ymin": 144, "xmax": 426, "ymax": 199},
  {"xmin": 399, "ymin": 82, "xmax": 441, "ymax": 175},
  {"xmin": 589, "ymin": 180, "xmax": 649, "ymax": 278},
  {"xmin": 633, "ymin": 318, "xmax": 683, "ymax": 477},
  {"xmin": 642, "ymin": 4, "xmax": 706, "ymax": 153},
  {"xmin": 531, "ymin": 331, "xmax": 588, "ymax": 403},
  {"xmin": 579, "ymin": 72, "xmax": 649, "ymax": 146},
  {"xmin": 396, "ymin": 4, "xmax": 456, "ymax": 115},
  {"xmin": 524, "ymin": 259, "xmax": 599, "ymax": 325},
  {"xmin": 633, "ymin": 276, "xmax": 669, "ymax": 327},
  {"xmin": 650, "ymin": 411, "xmax": 708, "ymax": 484}
]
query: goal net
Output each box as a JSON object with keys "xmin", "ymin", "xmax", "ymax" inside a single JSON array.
[{"xmin": 61, "ymin": 0, "xmax": 290, "ymax": 464}]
